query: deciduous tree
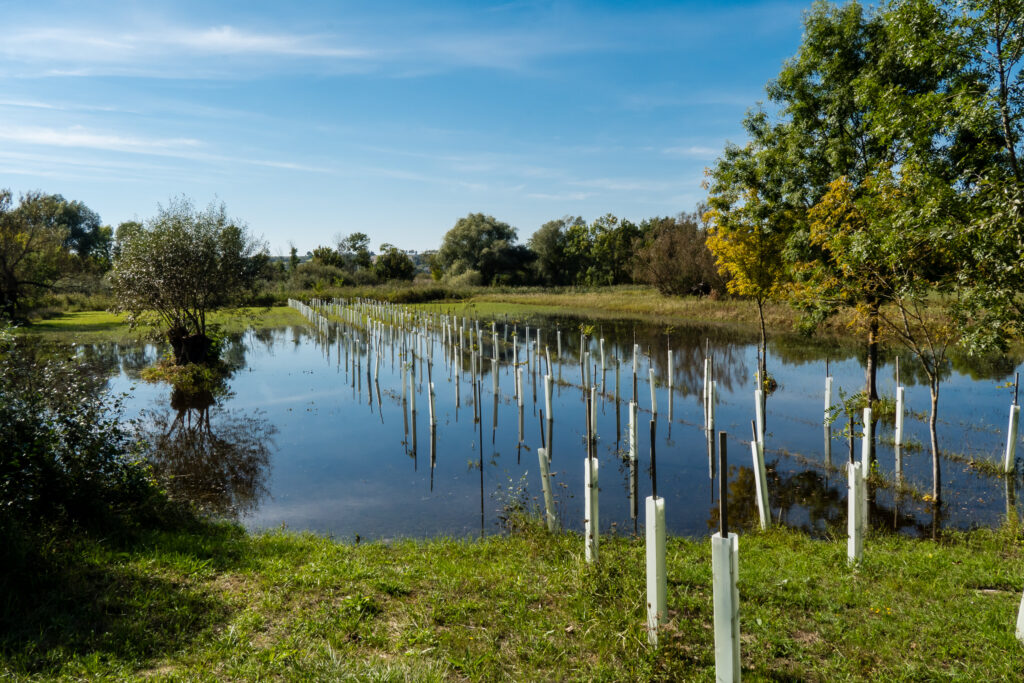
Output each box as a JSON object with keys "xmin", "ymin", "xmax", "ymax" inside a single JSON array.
[
  {"xmin": 111, "ymin": 197, "xmax": 264, "ymax": 364},
  {"xmin": 0, "ymin": 190, "xmax": 69, "ymax": 320}
]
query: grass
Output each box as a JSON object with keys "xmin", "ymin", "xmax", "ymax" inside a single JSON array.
[
  {"xmin": 3, "ymin": 517, "xmax": 1022, "ymax": 680},
  {"xmin": 16, "ymin": 306, "xmax": 307, "ymax": 343},
  {"xmin": 414, "ymin": 286, "xmax": 779, "ymax": 330}
]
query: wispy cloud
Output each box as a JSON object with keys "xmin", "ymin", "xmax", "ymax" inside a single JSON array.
[
  {"xmin": 0, "ymin": 98, "xmax": 136, "ymax": 114},
  {"xmin": 0, "ymin": 124, "xmax": 335, "ymax": 176},
  {"xmin": 168, "ymin": 26, "xmax": 372, "ymax": 58},
  {"xmin": 0, "ymin": 125, "xmax": 202, "ymax": 154},
  {"xmin": 526, "ymin": 191, "xmax": 593, "ymax": 201},
  {"xmin": 567, "ymin": 176, "xmax": 696, "ymax": 194},
  {"xmin": 0, "ymin": 24, "xmax": 378, "ymax": 79},
  {"xmin": 662, "ymin": 145, "xmax": 719, "ymax": 159}
]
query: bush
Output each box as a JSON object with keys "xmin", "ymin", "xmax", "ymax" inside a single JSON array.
[
  {"xmin": 0, "ymin": 326, "xmax": 165, "ymax": 537},
  {"xmin": 633, "ymin": 213, "xmax": 725, "ymax": 296}
]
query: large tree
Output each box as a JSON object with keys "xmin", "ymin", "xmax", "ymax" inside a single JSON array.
[
  {"xmin": 0, "ymin": 190, "xmax": 69, "ymax": 320},
  {"xmin": 759, "ymin": 0, "xmax": 963, "ymax": 404},
  {"xmin": 111, "ymin": 198, "xmax": 264, "ymax": 364},
  {"xmin": 435, "ymin": 213, "xmax": 531, "ymax": 285},
  {"xmin": 527, "ymin": 216, "xmax": 583, "ymax": 286},
  {"xmin": 374, "ymin": 244, "xmax": 416, "ymax": 281}
]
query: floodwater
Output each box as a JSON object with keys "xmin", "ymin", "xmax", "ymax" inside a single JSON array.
[{"xmin": 82, "ymin": 304, "xmax": 1024, "ymax": 541}]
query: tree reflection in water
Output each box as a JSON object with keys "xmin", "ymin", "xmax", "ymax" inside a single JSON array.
[
  {"xmin": 138, "ymin": 388, "xmax": 276, "ymax": 518},
  {"xmin": 709, "ymin": 459, "xmax": 941, "ymax": 537}
]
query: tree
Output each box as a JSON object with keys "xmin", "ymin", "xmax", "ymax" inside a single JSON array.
[
  {"xmin": 311, "ymin": 245, "xmax": 345, "ymax": 269},
  {"xmin": 562, "ymin": 219, "xmax": 595, "ymax": 285},
  {"xmin": 435, "ymin": 213, "xmax": 529, "ymax": 285},
  {"xmin": 338, "ymin": 232, "xmax": 372, "ymax": 272},
  {"xmin": 528, "ymin": 216, "xmax": 583, "ymax": 286},
  {"xmin": 705, "ymin": 139, "xmax": 793, "ymax": 387},
  {"xmin": 113, "ymin": 221, "xmax": 142, "ymax": 260},
  {"xmin": 111, "ymin": 197, "xmax": 264, "ymax": 364},
  {"xmin": 809, "ymin": 161, "xmax": 973, "ymax": 505},
  {"xmin": 633, "ymin": 211, "xmax": 723, "ymax": 296},
  {"xmin": 374, "ymin": 244, "xmax": 416, "ymax": 281},
  {"xmin": 589, "ymin": 214, "xmax": 642, "ymax": 285},
  {"xmin": 0, "ymin": 190, "xmax": 69, "ymax": 320}
]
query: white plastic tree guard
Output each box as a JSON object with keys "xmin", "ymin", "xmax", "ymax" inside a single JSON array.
[
  {"xmin": 1004, "ymin": 404, "xmax": 1019, "ymax": 474},
  {"xmin": 848, "ymin": 461, "xmax": 864, "ymax": 564},
  {"xmin": 895, "ymin": 386, "xmax": 905, "ymax": 478},
  {"xmin": 860, "ymin": 407, "xmax": 872, "ymax": 530},
  {"xmin": 646, "ymin": 495, "xmax": 667, "ymax": 646},
  {"xmin": 537, "ymin": 447, "xmax": 556, "ymax": 532},
  {"xmin": 712, "ymin": 531, "xmax": 741, "ymax": 681},
  {"xmin": 1016, "ymin": 590, "xmax": 1024, "ymax": 643},
  {"xmin": 629, "ymin": 401, "xmax": 638, "ymax": 463},
  {"xmin": 750, "ymin": 437, "xmax": 770, "ymax": 530},
  {"xmin": 824, "ymin": 375, "xmax": 833, "ymax": 463},
  {"xmin": 584, "ymin": 457, "xmax": 599, "ymax": 562},
  {"xmin": 649, "ymin": 368, "xmax": 657, "ymax": 416}
]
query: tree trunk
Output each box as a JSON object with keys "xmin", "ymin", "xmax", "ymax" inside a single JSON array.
[
  {"xmin": 865, "ymin": 304, "xmax": 879, "ymax": 403},
  {"xmin": 169, "ymin": 331, "xmax": 213, "ymax": 365},
  {"xmin": 756, "ymin": 298, "xmax": 767, "ymax": 383},
  {"xmin": 757, "ymin": 297, "xmax": 768, "ymax": 429},
  {"xmin": 929, "ymin": 379, "xmax": 941, "ymax": 506}
]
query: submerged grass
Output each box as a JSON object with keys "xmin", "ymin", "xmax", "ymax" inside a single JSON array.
[{"xmin": 3, "ymin": 519, "xmax": 1021, "ymax": 680}]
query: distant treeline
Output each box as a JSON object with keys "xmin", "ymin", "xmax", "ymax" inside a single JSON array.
[
  {"xmin": 296, "ymin": 211, "xmax": 724, "ymax": 296},
  {"xmin": 0, "ymin": 193, "xmax": 724, "ymax": 321}
]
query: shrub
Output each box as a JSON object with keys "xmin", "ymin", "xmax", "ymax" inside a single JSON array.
[{"xmin": 0, "ymin": 326, "xmax": 165, "ymax": 536}]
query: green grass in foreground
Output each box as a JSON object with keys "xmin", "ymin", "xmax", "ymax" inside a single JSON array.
[{"xmin": 2, "ymin": 519, "xmax": 1022, "ymax": 681}]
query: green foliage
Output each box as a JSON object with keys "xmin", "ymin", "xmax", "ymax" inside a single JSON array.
[
  {"xmin": 310, "ymin": 245, "xmax": 345, "ymax": 269},
  {"xmin": 338, "ymin": 232, "xmax": 373, "ymax": 271},
  {"xmin": 0, "ymin": 327, "xmax": 163, "ymax": 537},
  {"xmin": 435, "ymin": 213, "xmax": 533, "ymax": 285},
  {"xmin": 110, "ymin": 197, "xmax": 265, "ymax": 362},
  {"xmin": 140, "ymin": 354, "xmax": 231, "ymax": 397},
  {"xmin": 537, "ymin": 213, "xmax": 643, "ymax": 287},
  {"xmin": 373, "ymin": 245, "xmax": 416, "ymax": 281},
  {"xmin": 0, "ymin": 190, "xmax": 72, "ymax": 320},
  {"xmin": 526, "ymin": 216, "xmax": 582, "ymax": 285}
]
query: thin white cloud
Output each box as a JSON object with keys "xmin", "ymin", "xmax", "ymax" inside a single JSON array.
[
  {"xmin": 167, "ymin": 26, "xmax": 372, "ymax": 58},
  {"xmin": 662, "ymin": 145, "xmax": 719, "ymax": 159},
  {"xmin": 0, "ymin": 24, "xmax": 378, "ymax": 79},
  {"xmin": 0, "ymin": 125, "xmax": 202, "ymax": 154},
  {"xmin": 526, "ymin": 191, "xmax": 593, "ymax": 201},
  {"xmin": 0, "ymin": 99, "xmax": 59, "ymax": 110},
  {"xmin": 0, "ymin": 124, "xmax": 335, "ymax": 176},
  {"xmin": 567, "ymin": 176, "xmax": 694, "ymax": 193}
]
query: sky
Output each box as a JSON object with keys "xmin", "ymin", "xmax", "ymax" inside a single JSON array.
[{"xmin": 0, "ymin": 0, "xmax": 808, "ymax": 255}]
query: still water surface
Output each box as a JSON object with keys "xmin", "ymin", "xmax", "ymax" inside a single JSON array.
[{"xmin": 86, "ymin": 310, "xmax": 1024, "ymax": 540}]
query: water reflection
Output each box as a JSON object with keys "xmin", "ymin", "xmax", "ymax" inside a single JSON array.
[
  {"xmin": 708, "ymin": 459, "xmax": 947, "ymax": 538},
  {"xmin": 83, "ymin": 306, "xmax": 1024, "ymax": 540},
  {"xmin": 138, "ymin": 391, "xmax": 277, "ymax": 518}
]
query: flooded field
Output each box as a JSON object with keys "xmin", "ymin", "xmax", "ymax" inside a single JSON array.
[{"xmin": 79, "ymin": 301, "xmax": 1024, "ymax": 540}]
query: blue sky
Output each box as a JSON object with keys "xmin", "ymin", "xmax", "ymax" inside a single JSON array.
[{"xmin": 0, "ymin": 0, "xmax": 807, "ymax": 254}]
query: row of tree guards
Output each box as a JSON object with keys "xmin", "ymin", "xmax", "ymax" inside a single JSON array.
[{"xmin": 288, "ymin": 297, "xmax": 1024, "ymax": 661}]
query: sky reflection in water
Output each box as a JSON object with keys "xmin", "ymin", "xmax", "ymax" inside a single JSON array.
[{"xmin": 93, "ymin": 313, "xmax": 1024, "ymax": 540}]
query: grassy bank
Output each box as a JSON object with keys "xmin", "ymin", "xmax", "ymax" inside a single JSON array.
[
  {"xmin": 17, "ymin": 307, "xmax": 306, "ymax": 342},
  {"xmin": 3, "ymin": 518, "xmax": 1021, "ymax": 681}
]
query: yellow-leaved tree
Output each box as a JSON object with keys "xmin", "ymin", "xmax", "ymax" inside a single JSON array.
[{"xmin": 704, "ymin": 143, "xmax": 793, "ymax": 389}]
